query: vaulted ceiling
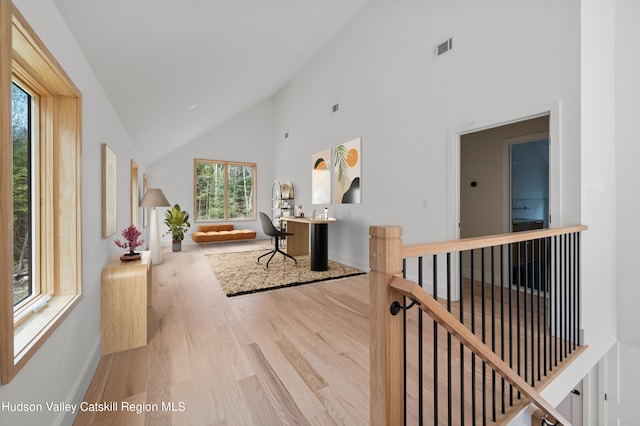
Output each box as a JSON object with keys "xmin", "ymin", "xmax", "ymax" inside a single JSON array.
[{"xmin": 53, "ymin": 0, "xmax": 371, "ymax": 163}]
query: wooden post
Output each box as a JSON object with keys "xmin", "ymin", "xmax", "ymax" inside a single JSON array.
[{"xmin": 369, "ymin": 226, "xmax": 404, "ymax": 425}]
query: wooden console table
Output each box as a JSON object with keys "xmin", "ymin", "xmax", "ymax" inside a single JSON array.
[{"xmin": 101, "ymin": 251, "xmax": 152, "ymax": 355}]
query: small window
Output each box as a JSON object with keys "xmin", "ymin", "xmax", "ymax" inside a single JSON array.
[
  {"xmin": 11, "ymin": 82, "xmax": 34, "ymax": 307},
  {"xmin": 194, "ymin": 159, "xmax": 256, "ymax": 221}
]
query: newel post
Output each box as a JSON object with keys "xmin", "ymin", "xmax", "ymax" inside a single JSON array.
[{"xmin": 369, "ymin": 225, "xmax": 404, "ymax": 425}]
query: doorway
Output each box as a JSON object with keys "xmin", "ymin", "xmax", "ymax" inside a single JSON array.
[{"xmin": 460, "ymin": 115, "xmax": 550, "ymax": 239}]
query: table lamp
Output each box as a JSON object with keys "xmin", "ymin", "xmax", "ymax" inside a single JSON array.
[{"xmin": 140, "ymin": 188, "xmax": 170, "ymax": 264}]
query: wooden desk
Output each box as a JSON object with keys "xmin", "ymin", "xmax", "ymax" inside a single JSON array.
[
  {"xmin": 101, "ymin": 251, "xmax": 152, "ymax": 355},
  {"xmin": 281, "ymin": 217, "xmax": 336, "ymax": 271}
]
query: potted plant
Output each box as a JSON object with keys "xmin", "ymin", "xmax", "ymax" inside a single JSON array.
[
  {"xmin": 163, "ymin": 204, "xmax": 191, "ymax": 252},
  {"xmin": 114, "ymin": 224, "xmax": 144, "ymax": 261}
]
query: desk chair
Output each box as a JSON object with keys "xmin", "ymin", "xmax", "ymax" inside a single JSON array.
[{"xmin": 257, "ymin": 212, "xmax": 297, "ymax": 270}]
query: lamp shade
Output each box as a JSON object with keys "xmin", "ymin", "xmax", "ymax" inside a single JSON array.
[{"xmin": 140, "ymin": 188, "xmax": 170, "ymax": 207}]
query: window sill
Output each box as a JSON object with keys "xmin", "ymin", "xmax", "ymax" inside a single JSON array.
[{"xmin": 14, "ymin": 294, "xmax": 80, "ymax": 362}]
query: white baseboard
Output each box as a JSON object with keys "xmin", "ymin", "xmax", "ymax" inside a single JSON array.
[{"xmin": 58, "ymin": 338, "xmax": 101, "ymax": 426}]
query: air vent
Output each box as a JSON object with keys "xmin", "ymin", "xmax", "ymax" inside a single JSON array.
[{"xmin": 436, "ymin": 37, "xmax": 453, "ymax": 56}]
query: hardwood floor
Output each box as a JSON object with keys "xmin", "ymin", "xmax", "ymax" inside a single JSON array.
[
  {"xmin": 75, "ymin": 241, "xmax": 371, "ymax": 425},
  {"xmin": 76, "ymin": 241, "xmax": 579, "ymax": 425}
]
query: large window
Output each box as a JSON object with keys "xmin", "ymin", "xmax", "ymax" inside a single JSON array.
[
  {"xmin": 1, "ymin": 5, "xmax": 82, "ymax": 384},
  {"xmin": 194, "ymin": 159, "xmax": 256, "ymax": 221}
]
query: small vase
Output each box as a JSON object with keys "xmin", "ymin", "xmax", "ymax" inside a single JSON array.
[{"xmin": 172, "ymin": 239, "xmax": 182, "ymax": 252}]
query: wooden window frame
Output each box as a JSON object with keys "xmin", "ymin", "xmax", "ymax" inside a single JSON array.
[
  {"xmin": 1, "ymin": 2, "xmax": 82, "ymax": 384},
  {"xmin": 193, "ymin": 159, "xmax": 257, "ymax": 222}
]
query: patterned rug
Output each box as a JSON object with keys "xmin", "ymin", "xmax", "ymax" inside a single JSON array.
[{"xmin": 206, "ymin": 250, "xmax": 366, "ymax": 297}]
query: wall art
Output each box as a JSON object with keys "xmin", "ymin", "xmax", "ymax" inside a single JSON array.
[
  {"xmin": 333, "ymin": 138, "xmax": 361, "ymax": 204},
  {"xmin": 102, "ymin": 143, "xmax": 117, "ymax": 238},
  {"xmin": 312, "ymin": 149, "xmax": 331, "ymax": 205}
]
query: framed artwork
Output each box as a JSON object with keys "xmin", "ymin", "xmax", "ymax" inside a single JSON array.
[
  {"xmin": 333, "ymin": 137, "xmax": 361, "ymax": 204},
  {"xmin": 312, "ymin": 149, "xmax": 331, "ymax": 205},
  {"xmin": 130, "ymin": 160, "xmax": 139, "ymax": 228},
  {"xmin": 143, "ymin": 174, "xmax": 148, "ymax": 227},
  {"xmin": 102, "ymin": 143, "xmax": 117, "ymax": 238}
]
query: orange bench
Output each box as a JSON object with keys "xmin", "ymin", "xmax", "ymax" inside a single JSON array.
[{"xmin": 191, "ymin": 224, "xmax": 256, "ymax": 244}]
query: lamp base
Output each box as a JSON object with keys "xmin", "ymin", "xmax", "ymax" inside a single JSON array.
[{"xmin": 149, "ymin": 208, "xmax": 162, "ymax": 264}]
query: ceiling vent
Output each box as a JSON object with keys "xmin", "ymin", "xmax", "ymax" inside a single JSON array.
[{"xmin": 436, "ymin": 37, "xmax": 453, "ymax": 57}]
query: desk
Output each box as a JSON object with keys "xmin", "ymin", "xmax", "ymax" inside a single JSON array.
[
  {"xmin": 101, "ymin": 251, "xmax": 152, "ymax": 355},
  {"xmin": 280, "ymin": 217, "xmax": 337, "ymax": 271}
]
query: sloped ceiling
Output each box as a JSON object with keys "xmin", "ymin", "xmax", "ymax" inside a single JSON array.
[{"xmin": 53, "ymin": 0, "xmax": 370, "ymax": 163}]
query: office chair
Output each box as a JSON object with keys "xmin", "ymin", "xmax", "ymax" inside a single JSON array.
[{"xmin": 257, "ymin": 212, "xmax": 297, "ymax": 269}]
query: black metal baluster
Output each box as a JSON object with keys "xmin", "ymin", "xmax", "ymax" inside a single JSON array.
[
  {"xmin": 491, "ymin": 246, "xmax": 496, "ymax": 422},
  {"xmin": 516, "ymin": 243, "xmax": 521, "ymax": 400},
  {"xmin": 418, "ymin": 257, "xmax": 424, "ymax": 425},
  {"xmin": 551, "ymin": 235, "xmax": 561, "ymax": 370},
  {"xmin": 470, "ymin": 249, "xmax": 477, "ymax": 425},
  {"xmin": 432, "ymin": 255, "xmax": 439, "ymax": 425},
  {"xmin": 524, "ymin": 240, "xmax": 529, "ymax": 387},
  {"xmin": 508, "ymin": 243, "xmax": 514, "ymax": 405},
  {"xmin": 568, "ymin": 234, "xmax": 574, "ymax": 353},
  {"xmin": 577, "ymin": 233, "xmax": 581, "ymax": 349},
  {"xmin": 563, "ymin": 234, "xmax": 567, "ymax": 362},
  {"xmin": 530, "ymin": 239, "xmax": 535, "ymax": 386},
  {"xmin": 576, "ymin": 233, "xmax": 579, "ymax": 349},
  {"xmin": 543, "ymin": 237, "xmax": 549, "ymax": 376},
  {"xmin": 481, "ymin": 248, "xmax": 487, "ymax": 426},
  {"xmin": 402, "ymin": 259, "xmax": 408, "ymax": 424},
  {"xmin": 460, "ymin": 251, "xmax": 465, "ymax": 426},
  {"xmin": 500, "ymin": 244, "xmax": 506, "ymax": 414},
  {"xmin": 447, "ymin": 253, "xmax": 452, "ymax": 425}
]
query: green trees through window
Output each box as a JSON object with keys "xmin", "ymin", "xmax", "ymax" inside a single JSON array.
[
  {"xmin": 12, "ymin": 82, "xmax": 32, "ymax": 306},
  {"xmin": 194, "ymin": 159, "xmax": 255, "ymax": 221}
]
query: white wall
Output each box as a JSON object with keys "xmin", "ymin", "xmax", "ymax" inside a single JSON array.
[
  {"xmin": 607, "ymin": 343, "xmax": 640, "ymax": 424},
  {"xmin": 147, "ymin": 99, "xmax": 275, "ymax": 244},
  {"xmin": 615, "ymin": 0, "xmax": 640, "ymax": 350},
  {"xmin": 611, "ymin": 0, "xmax": 640, "ymax": 423},
  {"xmin": 270, "ymin": 0, "xmax": 581, "ymax": 272},
  {"xmin": 0, "ymin": 1, "xmax": 147, "ymax": 425}
]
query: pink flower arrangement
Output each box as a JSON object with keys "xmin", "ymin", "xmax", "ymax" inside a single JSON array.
[{"xmin": 114, "ymin": 225, "xmax": 144, "ymax": 255}]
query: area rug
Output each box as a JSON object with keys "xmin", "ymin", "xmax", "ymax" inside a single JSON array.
[{"xmin": 206, "ymin": 250, "xmax": 366, "ymax": 297}]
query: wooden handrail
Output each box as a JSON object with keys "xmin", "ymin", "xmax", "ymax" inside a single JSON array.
[
  {"xmin": 389, "ymin": 276, "xmax": 571, "ymax": 426},
  {"xmin": 403, "ymin": 225, "xmax": 587, "ymax": 259}
]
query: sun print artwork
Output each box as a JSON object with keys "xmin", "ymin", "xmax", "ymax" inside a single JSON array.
[
  {"xmin": 333, "ymin": 138, "xmax": 361, "ymax": 204},
  {"xmin": 312, "ymin": 149, "xmax": 331, "ymax": 204}
]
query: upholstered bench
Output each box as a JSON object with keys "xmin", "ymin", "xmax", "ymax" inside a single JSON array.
[{"xmin": 191, "ymin": 224, "xmax": 257, "ymax": 244}]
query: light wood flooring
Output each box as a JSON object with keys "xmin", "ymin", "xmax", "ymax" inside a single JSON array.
[
  {"xmin": 75, "ymin": 241, "xmax": 371, "ymax": 425},
  {"xmin": 76, "ymin": 241, "xmax": 579, "ymax": 425}
]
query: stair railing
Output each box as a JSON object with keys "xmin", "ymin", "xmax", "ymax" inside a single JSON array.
[{"xmin": 369, "ymin": 224, "xmax": 587, "ymax": 425}]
